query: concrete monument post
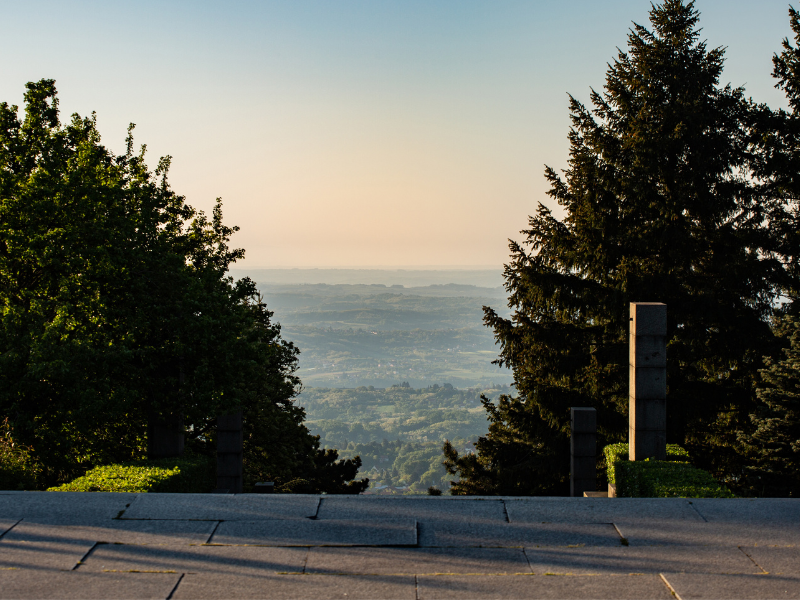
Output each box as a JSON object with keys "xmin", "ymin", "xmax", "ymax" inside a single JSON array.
[
  {"xmin": 570, "ymin": 407, "xmax": 597, "ymax": 497},
  {"xmin": 629, "ymin": 302, "xmax": 667, "ymax": 461},
  {"xmin": 216, "ymin": 411, "xmax": 243, "ymax": 493}
]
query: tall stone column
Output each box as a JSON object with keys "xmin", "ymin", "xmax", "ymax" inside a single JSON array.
[
  {"xmin": 570, "ymin": 407, "xmax": 597, "ymax": 497},
  {"xmin": 629, "ymin": 302, "xmax": 667, "ymax": 461},
  {"xmin": 217, "ymin": 411, "xmax": 243, "ymax": 493}
]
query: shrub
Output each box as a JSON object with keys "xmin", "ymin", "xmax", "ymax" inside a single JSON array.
[
  {"xmin": 47, "ymin": 455, "xmax": 214, "ymax": 493},
  {"xmin": 603, "ymin": 443, "xmax": 734, "ymax": 498},
  {"xmin": 0, "ymin": 418, "xmax": 41, "ymax": 490}
]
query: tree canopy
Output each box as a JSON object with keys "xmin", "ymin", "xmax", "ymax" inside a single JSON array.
[
  {"xmin": 444, "ymin": 0, "xmax": 796, "ymax": 495},
  {"xmin": 0, "ymin": 79, "xmax": 367, "ymax": 493}
]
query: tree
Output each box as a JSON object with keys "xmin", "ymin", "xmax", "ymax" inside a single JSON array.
[
  {"xmin": 0, "ymin": 80, "xmax": 367, "ymax": 492},
  {"xmin": 444, "ymin": 0, "xmax": 787, "ymax": 495},
  {"xmin": 739, "ymin": 317, "xmax": 800, "ymax": 497}
]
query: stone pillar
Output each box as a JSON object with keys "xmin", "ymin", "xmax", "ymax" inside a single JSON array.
[
  {"xmin": 629, "ymin": 302, "xmax": 667, "ymax": 461},
  {"xmin": 217, "ymin": 411, "xmax": 243, "ymax": 493},
  {"xmin": 147, "ymin": 414, "xmax": 184, "ymax": 460},
  {"xmin": 570, "ymin": 407, "xmax": 596, "ymax": 497}
]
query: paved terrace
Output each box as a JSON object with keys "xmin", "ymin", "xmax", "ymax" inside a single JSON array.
[{"xmin": 0, "ymin": 493, "xmax": 798, "ymax": 599}]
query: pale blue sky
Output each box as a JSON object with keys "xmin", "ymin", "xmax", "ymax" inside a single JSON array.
[{"xmin": 1, "ymin": 1, "xmax": 794, "ymax": 267}]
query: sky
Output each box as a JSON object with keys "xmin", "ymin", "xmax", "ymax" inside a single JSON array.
[{"xmin": 1, "ymin": 0, "xmax": 795, "ymax": 268}]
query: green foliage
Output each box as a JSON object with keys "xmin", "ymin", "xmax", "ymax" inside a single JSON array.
[
  {"xmin": 445, "ymin": 0, "xmax": 790, "ymax": 496},
  {"xmin": 604, "ymin": 443, "xmax": 733, "ymax": 498},
  {"xmin": 615, "ymin": 461, "xmax": 735, "ymax": 498},
  {"xmin": 0, "ymin": 80, "xmax": 367, "ymax": 494},
  {"xmin": 301, "ymin": 384, "xmax": 495, "ymax": 447},
  {"xmin": 48, "ymin": 455, "xmax": 214, "ymax": 493},
  {"xmin": 604, "ymin": 443, "xmax": 690, "ymax": 485},
  {"xmin": 739, "ymin": 316, "xmax": 800, "ymax": 497},
  {"xmin": 0, "ymin": 418, "xmax": 41, "ymax": 490}
]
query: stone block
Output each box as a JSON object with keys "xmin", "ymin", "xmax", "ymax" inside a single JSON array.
[
  {"xmin": 79, "ymin": 544, "xmax": 309, "ymax": 575},
  {"xmin": 662, "ymin": 573, "xmax": 800, "ymax": 599},
  {"xmin": 629, "ymin": 426, "xmax": 667, "ymax": 461},
  {"xmin": 0, "ymin": 492, "xmax": 135, "ymax": 523},
  {"xmin": 217, "ymin": 412, "xmax": 242, "ymax": 431},
  {"xmin": 629, "ymin": 365, "xmax": 667, "ymax": 400},
  {"xmin": 121, "ymin": 493, "xmax": 319, "ymax": 521},
  {"xmin": 210, "ymin": 519, "xmax": 417, "ymax": 546},
  {"xmin": 216, "ymin": 431, "xmax": 243, "ymax": 454},
  {"xmin": 317, "ymin": 497, "xmax": 506, "ymax": 523},
  {"xmin": 503, "ymin": 497, "xmax": 703, "ymax": 523},
  {"xmin": 630, "ymin": 302, "xmax": 667, "ymax": 336},
  {"xmin": 571, "ymin": 434, "xmax": 596, "ymax": 458},
  {"xmin": 416, "ymin": 521, "xmax": 620, "ymax": 548},
  {"xmin": 584, "ymin": 491, "xmax": 608, "ymax": 497},
  {"xmin": 570, "ymin": 456, "xmax": 596, "ymax": 481},
  {"xmin": 305, "ymin": 547, "xmax": 531, "ymax": 575},
  {"xmin": 417, "ymin": 574, "xmax": 673, "ymax": 599},
  {"xmin": 0, "ymin": 571, "xmax": 182, "ymax": 600},
  {"xmin": 172, "ymin": 573, "xmax": 416, "ymax": 600},
  {"xmin": 630, "ymin": 334, "xmax": 667, "ymax": 368},
  {"xmin": 629, "ymin": 397, "xmax": 667, "ymax": 431},
  {"xmin": 523, "ymin": 545, "xmax": 761, "ymax": 575},
  {"xmin": 2, "ymin": 520, "xmax": 217, "ymax": 545},
  {"xmin": 571, "ymin": 407, "xmax": 596, "ymax": 433},
  {"xmin": 614, "ymin": 520, "xmax": 800, "ymax": 547}
]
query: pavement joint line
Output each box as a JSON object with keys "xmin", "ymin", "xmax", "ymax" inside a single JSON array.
[
  {"xmin": 686, "ymin": 500, "xmax": 708, "ymax": 522},
  {"xmin": 310, "ymin": 497, "xmax": 322, "ymax": 520},
  {"xmin": 0, "ymin": 518, "xmax": 21, "ymax": 541},
  {"xmin": 612, "ymin": 522, "xmax": 629, "ymax": 545},
  {"xmin": 414, "ymin": 519, "xmax": 419, "ymax": 547},
  {"xmin": 522, "ymin": 547, "xmax": 535, "ymax": 573},
  {"xmin": 72, "ymin": 541, "xmax": 102, "ymax": 571},
  {"xmin": 659, "ymin": 573, "xmax": 682, "ymax": 599},
  {"xmin": 301, "ymin": 547, "xmax": 310, "ymax": 574},
  {"xmin": 414, "ymin": 574, "xmax": 419, "ymax": 600},
  {"xmin": 204, "ymin": 520, "xmax": 222, "ymax": 544},
  {"xmin": 501, "ymin": 499, "xmax": 510, "ymax": 523},
  {"xmin": 166, "ymin": 573, "xmax": 184, "ymax": 599},
  {"xmin": 739, "ymin": 546, "xmax": 770, "ymax": 574}
]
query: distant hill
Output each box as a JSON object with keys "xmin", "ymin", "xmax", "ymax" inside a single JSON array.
[{"xmin": 228, "ymin": 268, "xmax": 504, "ymax": 288}]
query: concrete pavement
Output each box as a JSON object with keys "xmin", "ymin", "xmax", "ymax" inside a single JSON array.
[{"xmin": 0, "ymin": 492, "xmax": 798, "ymax": 599}]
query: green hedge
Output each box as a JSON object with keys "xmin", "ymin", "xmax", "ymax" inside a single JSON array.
[
  {"xmin": 603, "ymin": 443, "xmax": 734, "ymax": 498},
  {"xmin": 47, "ymin": 455, "xmax": 215, "ymax": 493}
]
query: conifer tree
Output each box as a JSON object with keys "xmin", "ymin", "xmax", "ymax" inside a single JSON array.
[
  {"xmin": 444, "ymin": 0, "xmax": 786, "ymax": 495},
  {"xmin": 740, "ymin": 317, "xmax": 800, "ymax": 497}
]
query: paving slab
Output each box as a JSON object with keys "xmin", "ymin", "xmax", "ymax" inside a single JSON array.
[
  {"xmin": 0, "ymin": 570, "xmax": 180, "ymax": 599},
  {"xmin": 504, "ymin": 497, "xmax": 702, "ymax": 523},
  {"xmin": 0, "ymin": 537, "xmax": 95, "ymax": 571},
  {"xmin": 742, "ymin": 547, "xmax": 800, "ymax": 576},
  {"xmin": 615, "ymin": 520, "xmax": 800, "ymax": 547},
  {"xmin": 416, "ymin": 574, "xmax": 674, "ymax": 599},
  {"xmin": 662, "ymin": 573, "xmax": 800, "ymax": 599},
  {"xmin": 0, "ymin": 492, "xmax": 135, "ymax": 523},
  {"xmin": 173, "ymin": 573, "xmax": 416, "ymax": 599},
  {"xmin": 523, "ymin": 545, "xmax": 761, "ymax": 575},
  {"xmin": 305, "ymin": 547, "xmax": 531, "ymax": 575},
  {"xmin": 6, "ymin": 520, "xmax": 218, "ymax": 545},
  {"xmin": 317, "ymin": 496, "xmax": 505, "ymax": 523},
  {"xmin": 691, "ymin": 498, "xmax": 800, "ymax": 523},
  {"xmin": 210, "ymin": 519, "xmax": 416, "ymax": 546},
  {"xmin": 419, "ymin": 521, "xmax": 620, "ymax": 548},
  {"xmin": 79, "ymin": 543, "xmax": 308, "ymax": 574},
  {"xmin": 121, "ymin": 494, "xmax": 319, "ymax": 520}
]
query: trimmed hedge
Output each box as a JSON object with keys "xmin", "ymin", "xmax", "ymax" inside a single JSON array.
[
  {"xmin": 47, "ymin": 455, "xmax": 215, "ymax": 493},
  {"xmin": 603, "ymin": 443, "xmax": 734, "ymax": 498}
]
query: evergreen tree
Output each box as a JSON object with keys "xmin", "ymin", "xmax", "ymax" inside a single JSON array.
[
  {"xmin": 740, "ymin": 317, "xmax": 800, "ymax": 497},
  {"xmin": 444, "ymin": 0, "xmax": 786, "ymax": 495}
]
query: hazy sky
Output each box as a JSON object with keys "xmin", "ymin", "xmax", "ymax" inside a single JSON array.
[{"xmin": 1, "ymin": 1, "xmax": 794, "ymax": 267}]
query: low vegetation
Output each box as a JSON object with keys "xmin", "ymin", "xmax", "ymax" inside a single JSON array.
[
  {"xmin": 47, "ymin": 455, "xmax": 215, "ymax": 493},
  {"xmin": 604, "ymin": 443, "xmax": 735, "ymax": 498}
]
